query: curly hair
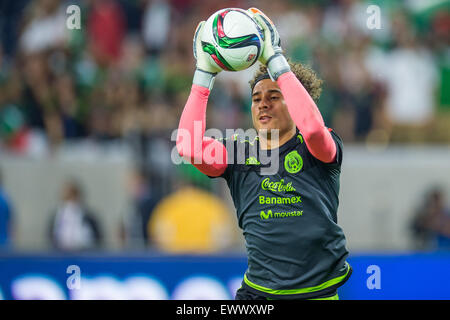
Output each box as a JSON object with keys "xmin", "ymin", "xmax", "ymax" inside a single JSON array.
[{"xmin": 249, "ymin": 61, "xmax": 323, "ymax": 102}]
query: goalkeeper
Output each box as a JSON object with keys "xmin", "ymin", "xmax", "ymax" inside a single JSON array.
[{"xmin": 176, "ymin": 8, "xmax": 352, "ymax": 300}]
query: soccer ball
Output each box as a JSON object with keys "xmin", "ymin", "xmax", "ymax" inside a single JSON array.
[{"xmin": 200, "ymin": 8, "xmax": 264, "ymax": 72}]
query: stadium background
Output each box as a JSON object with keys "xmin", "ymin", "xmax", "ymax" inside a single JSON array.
[{"xmin": 0, "ymin": 0, "xmax": 449, "ymax": 299}]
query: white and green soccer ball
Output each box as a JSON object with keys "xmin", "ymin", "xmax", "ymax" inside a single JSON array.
[{"xmin": 200, "ymin": 8, "xmax": 264, "ymax": 72}]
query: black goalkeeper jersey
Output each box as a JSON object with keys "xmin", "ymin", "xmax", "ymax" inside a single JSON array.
[{"xmin": 212, "ymin": 129, "xmax": 351, "ymax": 299}]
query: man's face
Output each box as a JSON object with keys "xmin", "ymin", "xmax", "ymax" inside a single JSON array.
[{"xmin": 251, "ymin": 79, "xmax": 295, "ymax": 136}]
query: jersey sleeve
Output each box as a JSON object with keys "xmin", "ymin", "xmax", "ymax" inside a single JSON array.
[
  {"xmin": 277, "ymin": 71, "xmax": 337, "ymax": 163},
  {"xmin": 176, "ymin": 84, "xmax": 228, "ymax": 177}
]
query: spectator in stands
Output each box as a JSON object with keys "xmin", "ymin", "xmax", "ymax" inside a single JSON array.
[
  {"xmin": 48, "ymin": 179, "xmax": 102, "ymax": 251},
  {"xmin": 121, "ymin": 167, "xmax": 162, "ymax": 248},
  {"xmin": 87, "ymin": 0, "xmax": 126, "ymax": 66},
  {"xmin": 367, "ymin": 10, "xmax": 438, "ymax": 143},
  {"xmin": 18, "ymin": 0, "xmax": 68, "ymax": 54},
  {"xmin": 141, "ymin": 0, "xmax": 171, "ymax": 56},
  {"xmin": 0, "ymin": 169, "xmax": 14, "ymax": 249},
  {"xmin": 411, "ymin": 186, "xmax": 450, "ymax": 250}
]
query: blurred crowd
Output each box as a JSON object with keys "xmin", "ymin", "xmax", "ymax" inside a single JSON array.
[
  {"xmin": 1, "ymin": 0, "xmax": 449, "ymax": 153},
  {"xmin": 0, "ymin": 0, "xmax": 449, "ymax": 252},
  {"xmin": 411, "ymin": 186, "xmax": 450, "ymax": 251}
]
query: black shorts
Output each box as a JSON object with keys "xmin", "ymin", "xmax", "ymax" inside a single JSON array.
[{"xmin": 235, "ymin": 284, "xmax": 338, "ymax": 300}]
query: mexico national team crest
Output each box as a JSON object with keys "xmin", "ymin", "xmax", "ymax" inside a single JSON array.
[{"xmin": 284, "ymin": 150, "xmax": 303, "ymax": 174}]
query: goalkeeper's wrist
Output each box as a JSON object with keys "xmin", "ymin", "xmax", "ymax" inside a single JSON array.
[
  {"xmin": 266, "ymin": 54, "xmax": 290, "ymax": 81},
  {"xmin": 193, "ymin": 69, "xmax": 216, "ymax": 90}
]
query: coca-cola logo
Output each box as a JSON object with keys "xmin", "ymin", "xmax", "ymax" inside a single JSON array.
[{"xmin": 260, "ymin": 178, "xmax": 296, "ymax": 193}]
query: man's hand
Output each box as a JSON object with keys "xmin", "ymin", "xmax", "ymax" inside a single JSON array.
[
  {"xmin": 248, "ymin": 8, "xmax": 290, "ymax": 81},
  {"xmin": 192, "ymin": 21, "xmax": 222, "ymax": 89},
  {"xmin": 248, "ymin": 8, "xmax": 281, "ymax": 65}
]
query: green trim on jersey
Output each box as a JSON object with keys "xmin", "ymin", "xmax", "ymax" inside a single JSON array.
[
  {"xmin": 265, "ymin": 293, "xmax": 339, "ymax": 300},
  {"xmin": 244, "ymin": 262, "xmax": 350, "ymax": 296},
  {"xmin": 309, "ymin": 293, "xmax": 339, "ymax": 300}
]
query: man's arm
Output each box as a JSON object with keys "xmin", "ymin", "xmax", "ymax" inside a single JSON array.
[
  {"xmin": 277, "ymin": 72, "xmax": 336, "ymax": 163},
  {"xmin": 176, "ymin": 21, "xmax": 227, "ymax": 177},
  {"xmin": 176, "ymin": 84, "xmax": 227, "ymax": 177},
  {"xmin": 250, "ymin": 8, "xmax": 336, "ymax": 163}
]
